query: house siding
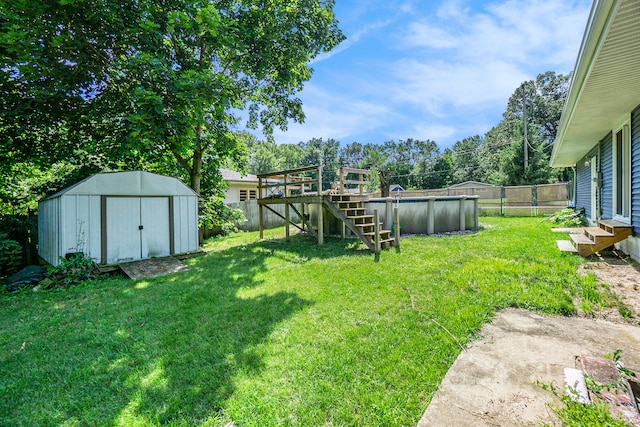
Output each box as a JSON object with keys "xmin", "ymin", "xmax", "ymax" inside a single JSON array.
[
  {"xmin": 601, "ymin": 131, "xmax": 613, "ymax": 219},
  {"xmin": 632, "ymin": 105, "xmax": 640, "ymax": 235},
  {"xmin": 576, "ymin": 147, "xmax": 597, "ymax": 218}
]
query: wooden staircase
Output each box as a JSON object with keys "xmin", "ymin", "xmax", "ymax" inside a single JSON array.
[
  {"xmin": 557, "ymin": 219, "xmax": 633, "ymax": 256},
  {"xmin": 323, "ymin": 194, "xmax": 395, "ymax": 252}
]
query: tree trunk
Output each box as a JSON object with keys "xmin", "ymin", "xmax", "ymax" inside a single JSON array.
[
  {"xmin": 190, "ymin": 148, "xmax": 203, "ymax": 194},
  {"xmin": 379, "ymin": 169, "xmax": 390, "ymax": 198}
]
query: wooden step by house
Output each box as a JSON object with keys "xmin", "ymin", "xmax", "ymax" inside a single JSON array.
[{"xmin": 557, "ymin": 219, "xmax": 633, "ymax": 257}]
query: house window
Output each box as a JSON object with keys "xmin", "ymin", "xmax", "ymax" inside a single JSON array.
[
  {"xmin": 613, "ymin": 120, "xmax": 631, "ymax": 221},
  {"xmin": 239, "ymin": 188, "xmax": 257, "ymax": 201}
]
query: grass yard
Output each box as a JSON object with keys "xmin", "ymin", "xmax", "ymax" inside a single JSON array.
[{"xmin": 0, "ymin": 217, "xmax": 615, "ymax": 426}]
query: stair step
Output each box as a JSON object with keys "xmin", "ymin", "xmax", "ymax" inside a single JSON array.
[
  {"xmin": 349, "ymin": 215, "xmax": 372, "ymax": 220},
  {"xmin": 363, "ymin": 230, "xmax": 392, "ymax": 237},
  {"xmin": 355, "ymin": 222, "xmax": 382, "ymax": 228},
  {"xmin": 557, "ymin": 240, "xmax": 578, "ymax": 253},
  {"xmin": 570, "ymin": 233, "xmax": 594, "ymax": 245},
  {"xmin": 598, "ymin": 219, "xmax": 633, "ymax": 234},
  {"xmin": 598, "ymin": 219, "xmax": 633, "ymax": 229},
  {"xmin": 584, "ymin": 227, "xmax": 613, "ymax": 238}
]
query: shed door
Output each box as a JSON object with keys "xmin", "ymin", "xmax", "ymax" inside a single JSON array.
[{"xmin": 105, "ymin": 197, "xmax": 171, "ymax": 264}]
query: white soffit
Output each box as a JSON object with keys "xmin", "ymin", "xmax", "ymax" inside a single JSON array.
[{"xmin": 552, "ymin": 0, "xmax": 640, "ymax": 167}]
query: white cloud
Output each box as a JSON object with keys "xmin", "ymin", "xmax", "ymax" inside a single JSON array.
[
  {"xmin": 311, "ymin": 19, "xmax": 393, "ymax": 64},
  {"xmin": 390, "ymin": 59, "xmax": 528, "ymax": 114},
  {"xmin": 400, "ymin": 0, "xmax": 589, "ymax": 67},
  {"xmin": 276, "ymin": 0, "xmax": 592, "ymax": 147},
  {"xmin": 272, "ymin": 84, "xmax": 395, "ymax": 144},
  {"xmin": 390, "ymin": 0, "xmax": 590, "ymax": 117}
]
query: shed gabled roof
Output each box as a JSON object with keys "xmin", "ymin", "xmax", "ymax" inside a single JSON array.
[
  {"xmin": 46, "ymin": 171, "xmax": 198, "ymax": 199},
  {"xmin": 551, "ymin": 0, "xmax": 640, "ymax": 167}
]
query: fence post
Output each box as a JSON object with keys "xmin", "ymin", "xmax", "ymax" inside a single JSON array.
[
  {"xmin": 385, "ymin": 198, "xmax": 393, "ymax": 229},
  {"xmin": 374, "ymin": 209, "xmax": 380, "ymax": 254},
  {"xmin": 500, "ymin": 186, "xmax": 505, "ymax": 216},
  {"xmin": 394, "ymin": 206, "xmax": 400, "ymax": 250},
  {"xmin": 427, "ymin": 197, "xmax": 435, "ymax": 234}
]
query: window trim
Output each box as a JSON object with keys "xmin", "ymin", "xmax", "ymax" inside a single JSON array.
[
  {"xmin": 612, "ymin": 116, "xmax": 631, "ymax": 224},
  {"xmin": 239, "ymin": 188, "xmax": 258, "ymax": 202}
]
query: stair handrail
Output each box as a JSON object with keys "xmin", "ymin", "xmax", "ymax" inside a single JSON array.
[{"xmin": 338, "ymin": 167, "xmax": 372, "ymax": 196}]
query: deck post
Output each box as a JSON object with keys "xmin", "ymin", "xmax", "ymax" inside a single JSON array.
[
  {"xmin": 374, "ymin": 209, "xmax": 381, "ymax": 254},
  {"xmin": 459, "ymin": 196, "xmax": 467, "ymax": 231},
  {"xmin": 339, "ymin": 168, "xmax": 344, "ymax": 193},
  {"xmin": 301, "ymin": 203, "xmax": 306, "ymax": 231},
  {"xmin": 284, "ymin": 173, "xmax": 289, "ymax": 197},
  {"xmin": 358, "ymin": 173, "xmax": 363, "ymax": 195},
  {"xmin": 427, "ymin": 197, "xmax": 435, "ymax": 234},
  {"xmin": 285, "ymin": 202, "xmax": 290, "ymax": 241},
  {"xmin": 318, "ymin": 202, "xmax": 324, "ymax": 245}
]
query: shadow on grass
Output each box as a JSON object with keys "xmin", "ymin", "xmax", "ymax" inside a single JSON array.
[{"xmin": 0, "ymin": 235, "xmax": 341, "ymax": 425}]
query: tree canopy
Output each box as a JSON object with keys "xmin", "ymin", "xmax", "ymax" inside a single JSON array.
[{"xmin": 1, "ymin": 0, "xmax": 344, "ymax": 215}]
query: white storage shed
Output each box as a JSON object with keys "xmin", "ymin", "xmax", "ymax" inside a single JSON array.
[{"xmin": 38, "ymin": 171, "xmax": 199, "ymax": 266}]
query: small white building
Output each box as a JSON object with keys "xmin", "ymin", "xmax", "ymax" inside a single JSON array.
[
  {"xmin": 38, "ymin": 171, "xmax": 199, "ymax": 266},
  {"xmin": 220, "ymin": 168, "xmax": 262, "ymax": 204}
]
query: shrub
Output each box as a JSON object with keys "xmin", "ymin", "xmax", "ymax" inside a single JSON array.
[
  {"xmin": 45, "ymin": 253, "xmax": 99, "ymax": 288},
  {"xmin": 200, "ymin": 198, "xmax": 246, "ymax": 236},
  {"xmin": 0, "ymin": 233, "xmax": 23, "ymax": 278},
  {"xmin": 546, "ymin": 207, "xmax": 588, "ymax": 227}
]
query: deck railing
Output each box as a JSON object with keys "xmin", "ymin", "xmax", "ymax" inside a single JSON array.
[
  {"xmin": 337, "ymin": 167, "xmax": 372, "ymax": 196},
  {"xmin": 257, "ymin": 165, "xmax": 322, "ymax": 200}
]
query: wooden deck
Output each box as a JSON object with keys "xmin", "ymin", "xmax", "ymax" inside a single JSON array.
[{"xmin": 256, "ymin": 166, "xmax": 396, "ymax": 253}]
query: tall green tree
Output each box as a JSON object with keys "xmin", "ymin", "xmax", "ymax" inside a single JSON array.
[
  {"xmin": 299, "ymin": 137, "xmax": 340, "ymax": 187},
  {"xmin": 1, "ymin": 0, "xmax": 344, "ymax": 198},
  {"xmin": 503, "ymin": 71, "xmax": 570, "ymax": 143},
  {"xmin": 451, "ymin": 135, "xmax": 483, "ymax": 183}
]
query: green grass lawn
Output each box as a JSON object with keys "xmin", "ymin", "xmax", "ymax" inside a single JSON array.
[{"xmin": 0, "ymin": 217, "xmax": 613, "ymax": 426}]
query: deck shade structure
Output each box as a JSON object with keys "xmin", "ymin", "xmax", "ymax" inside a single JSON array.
[{"xmin": 38, "ymin": 171, "xmax": 199, "ymax": 266}]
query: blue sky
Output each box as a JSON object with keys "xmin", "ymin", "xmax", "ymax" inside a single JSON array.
[{"xmin": 271, "ymin": 0, "xmax": 592, "ymax": 149}]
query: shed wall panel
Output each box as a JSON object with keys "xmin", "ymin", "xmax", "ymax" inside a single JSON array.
[
  {"xmin": 38, "ymin": 198, "xmax": 61, "ymax": 266},
  {"xmin": 141, "ymin": 197, "xmax": 171, "ymax": 258},
  {"xmin": 106, "ymin": 197, "xmax": 142, "ymax": 263},
  {"xmin": 632, "ymin": 105, "xmax": 640, "ymax": 235},
  {"xmin": 601, "ymin": 131, "xmax": 613, "ymax": 219},
  {"xmin": 173, "ymin": 196, "xmax": 198, "ymax": 253}
]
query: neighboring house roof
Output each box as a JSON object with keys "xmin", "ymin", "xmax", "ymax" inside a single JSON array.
[
  {"xmin": 551, "ymin": 0, "xmax": 640, "ymax": 167},
  {"xmin": 220, "ymin": 168, "xmax": 259, "ymax": 183},
  {"xmin": 389, "ymin": 184, "xmax": 405, "ymax": 192},
  {"xmin": 448, "ymin": 181, "xmax": 495, "ymax": 189}
]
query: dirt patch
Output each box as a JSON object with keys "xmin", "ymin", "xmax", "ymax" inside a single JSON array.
[
  {"xmin": 418, "ymin": 309, "xmax": 640, "ymax": 427},
  {"xmin": 419, "ymin": 251, "xmax": 640, "ymax": 426},
  {"xmin": 578, "ymin": 249, "xmax": 640, "ymax": 321}
]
